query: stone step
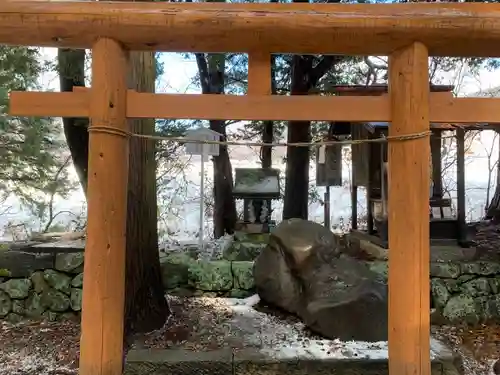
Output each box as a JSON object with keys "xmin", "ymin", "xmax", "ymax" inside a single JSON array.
[{"xmin": 125, "ymin": 347, "xmax": 461, "ymax": 375}]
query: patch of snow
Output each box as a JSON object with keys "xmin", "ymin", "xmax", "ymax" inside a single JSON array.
[
  {"xmin": 242, "ymin": 294, "xmax": 261, "ymax": 308},
  {"xmin": 226, "ymin": 293, "xmax": 261, "ymax": 308},
  {"xmin": 225, "ymin": 297, "xmax": 388, "ymax": 359},
  {"xmin": 203, "ymin": 296, "xmax": 452, "ymax": 361},
  {"xmin": 234, "ymin": 176, "xmax": 280, "ymax": 194}
]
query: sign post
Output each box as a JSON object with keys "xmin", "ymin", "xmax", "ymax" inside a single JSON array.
[
  {"xmin": 200, "ymin": 144, "xmax": 205, "ymax": 252},
  {"xmin": 185, "ymin": 128, "xmax": 222, "ymax": 252},
  {"xmin": 316, "ymin": 142, "xmax": 343, "ymax": 229},
  {"xmin": 317, "ymin": 145, "xmax": 330, "ymax": 228}
]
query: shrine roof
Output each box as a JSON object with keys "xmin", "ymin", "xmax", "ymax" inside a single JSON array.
[{"xmin": 233, "ymin": 168, "xmax": 281, "ymax": 200}]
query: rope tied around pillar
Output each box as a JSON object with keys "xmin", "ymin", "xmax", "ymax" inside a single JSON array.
[{"xmin": 88, "ymin": 125, "xmax": 131, "ymax": 139}]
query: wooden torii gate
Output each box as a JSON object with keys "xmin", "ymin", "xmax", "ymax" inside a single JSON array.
[{"xmin": 2, "ymin": 2, "xmax": 500, "ymax": 375}]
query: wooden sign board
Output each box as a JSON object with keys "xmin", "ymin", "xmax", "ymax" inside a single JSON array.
[
  {"xmin": 185, "ymin": 127, "xmax": 222, "ymax": 158},
  {"xmin": 351, "ymin": 124, "xmax": 371, "ymax": 187},
  {"xmin": 316, "ymin": 144, "xmax": 342, "ymax": 187}
]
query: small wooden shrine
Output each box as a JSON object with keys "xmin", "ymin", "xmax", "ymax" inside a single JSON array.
[
  {"xmin": 351, "ymin": 121, "xmax": 470, "ymax": 247},
  {"xmin": 232, "ymin": 168, "xmax": 281, "ymax": 233},
  {"xmin": 314, "ymin": 122, "xmax": 351, "ymax": 228},
  {"xmin": 331, "ymin": 85, "xmax": 476, "ymax": 248}
]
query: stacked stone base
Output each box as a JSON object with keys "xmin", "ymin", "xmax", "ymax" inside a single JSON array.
[
  {"xmin": 161, "ymin": 253, "xmax": 255, "ymax": 298},
  {"xmin": 368, "ymin": 260, "xmax": 500, "ymax": 323},
  {"xmin": 3, "ymin": 235, "xmax": 500, "ymax": 326},
  {"xmin": 0, "ymin": 252, "xmax": 83, "ymax": 323},
  {"xmin": 0, "ymin": 240, "xmax": 261, "ymax": 322}
]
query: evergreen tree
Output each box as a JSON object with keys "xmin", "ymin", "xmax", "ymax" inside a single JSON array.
[{"xmin": 0, "ymin": 46, "xmax": 74, "ymax": 217}]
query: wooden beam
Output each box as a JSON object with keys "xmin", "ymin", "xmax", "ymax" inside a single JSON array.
[
  {"xmin": 388, "ymin": 42, "xmax": 430, "ymax": 375},
  {"xmin": 430, "ymin": 97, "xmax": 500, "ymax": 123},
  {"xmin": 2, "ymin": 2, "xmax": 500, "ymax": 56},
  {"xmin": 248, "ymin": 52, "xmax": 271, "ymax": 96},
  {"xmin": 10, "ymin": 91, "xmax": 389, "ymax": 122},
  {"xmin": 9, "ymin": 91, "xmax": 90, "ymax": 118},
  {"xmin": 79, "ymin": 38, "xmax": 129, "ymax": 375},
  {"xmin": 9, "ymin": 90, "xmax": 500, "ymax": 125}
]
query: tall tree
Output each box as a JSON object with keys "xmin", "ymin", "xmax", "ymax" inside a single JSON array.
[
  {"xmin": 57, "ymin": 49, "xmax": 89, "ymax": 196},
  {"xmin": 281, "ymin": 0, "xmax": 350, "ymax": 220},
  {"xmin": 261, "ymin": 54, "xmax": 277, "ymax": 216},
  {"xmin": 261, "ymin": 54, "xmax": 276, "ymax": 171},
  {"xmin": 124, "ymin": 51, "xmax": 170, "ymax": 333},
  {"xmin": 195, "ymin": 52, "xmax": 238, "ymax": 238},
  {"xmin": 261, "ymin": 0, "xmax": 279, "ymax": 172},
  {"xmin": 283, "ymin": 48, "xmax": 343, "ymax": 219},
  {"xmin": 57, "ymin": 46, "xmax": 169, "ymax": 333}
]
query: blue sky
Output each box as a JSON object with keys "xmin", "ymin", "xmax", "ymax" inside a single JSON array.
[
  {"xmin": 161, "ymin": 53, "xmax": 500, "ymax": 96},
  {"xmin": 39, "ymin": 49, "xmax": 500, "ymax": 96}
]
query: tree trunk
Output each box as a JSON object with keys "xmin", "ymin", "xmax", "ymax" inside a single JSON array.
[
  {"xmin": 58, "ymin": 5, "xmax": 169, "ymax": 339},
  {"xmin": 282, "ymin": 0, "xmax": 342, "ymax": 221},
  {"xmin": 57, "ymin": 49, "xmax": 89, "ymax": 195},
  {"xmin": 261, "ymin": 54, "xmax": 276, "ymax": 170},
  {"xmin": 261, "ymin": 120, "xmax": 273, "ymax": 169},
  {"xmin": 486, "ymin": 187, "xmax": 500, "ymax": 220},
  {"xmin": 486, "ymin": 131, "xmax": 500, "ymax": 220},
  {"xmin": 283, "ymin": 55, "xmax": 313, "ymax": 220},
  {"xmin": 124, "ymin": 51, "xmax": 170, "ymax": 335},
  {"xmin": 196, "ymin": 53, "xmax": 237, "ymax": 238},
  {"xmin": 261, "ymin": 55, "xmax": 276, "ymax": 215},
  {"xmin": 211, "ymin": 119, "xmax": 237, "ymax": 238}
]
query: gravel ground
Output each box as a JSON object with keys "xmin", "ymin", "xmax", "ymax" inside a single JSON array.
[
  {"xmin": 129, "ymin": 295, "xmax": 239, "ymax": 351},
  {"xmin": 0, "ymin": 296, "xmax": 499, "ymax": 374},
  {"xmin": 434, "ymin": 323, "xmax": 500, "ymax": 375},
  {"xmin": 131, "ymin": 295, "xmax": 390, "ymax": 359},
  {"xmin": 0, "ymin": 320, "xmax": 80, "ymax": 375}
]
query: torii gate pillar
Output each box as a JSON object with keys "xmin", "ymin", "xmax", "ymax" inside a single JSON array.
[
  {"xmin": 79, "ymin": 38, "xmax": 130, "ymax": 375},
  {"xmin": 388, "ymin": 42, "xmax": 431, "ymax": 375}
]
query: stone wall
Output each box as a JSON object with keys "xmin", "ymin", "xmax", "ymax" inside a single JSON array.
[
  {"xmin": 160, "ymin": 252, "xmax": 255, "ymax": 298},
  {"xmin": 0, "ymin": 241, "xmax": 261, "ymax": 322},
  {"xmin": 159, "ymin": 233, "xmax": 265, "ymax": 298},
  {"xmin": 367, "ymin": 260, "xmax": 500, "ymax": 324},
  {"xmin": 5, "ymin": 236, "xmax": 495, "ymax": 326},
  {"xmin": 0, "ymin": 252, "xmax": 84, "ymax": 323}
]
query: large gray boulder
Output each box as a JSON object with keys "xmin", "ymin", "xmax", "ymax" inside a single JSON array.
[{"xmin": 254, "ymin": 218, "xmax": 388, "ymax": 342}]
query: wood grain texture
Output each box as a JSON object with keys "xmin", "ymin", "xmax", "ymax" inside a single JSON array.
[
  {"xmin": 388, "ymin": 42, "xmax": 431, "ymax": 375},
  {"xmin": 1, "ymin": 2, "xmax": 500, "ymax": 56},
  {"xmin": 79, "ymin": 37, "xmax": 129, "ymax": 375},
  {"xmin": 9, "ymin": 89, "xmax": 500, "ymax": 125},
  {"xmin": 248, "ymin": 52, "xmax": 271, "ymax": 96}
]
